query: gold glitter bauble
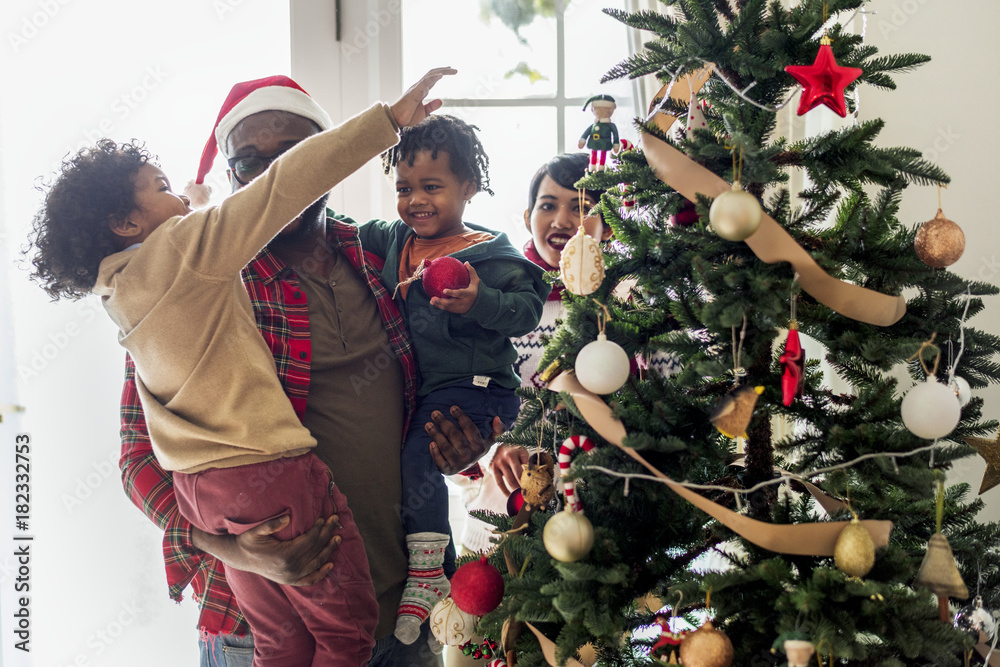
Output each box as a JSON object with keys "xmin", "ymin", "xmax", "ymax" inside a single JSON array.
[
  {"xmin": 542, "ymin": 508, "xmax": 594, "ymax": 562},
  {"xmin": 679, "ymin": 620, "xmax": 734, "ymax": 667},
  {"xmin": 914, "ymin": 209, "xmax": 965, "ymax": 268},
  {"xmin": 833, "ymin": 516, "xmax": 875, "ymax": 578}
]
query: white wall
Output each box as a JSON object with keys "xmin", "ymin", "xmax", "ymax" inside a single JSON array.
[
  {"xmin": 861, "ymin": 1, "xmax": 1000, "ymax": 520},
  {"xmin": 0, "ymin": 2, "xmax": 998, "ymax": 666}
]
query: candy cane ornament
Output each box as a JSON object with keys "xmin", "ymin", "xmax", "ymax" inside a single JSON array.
[{"xmin": 559, "ymin": 435, "xmax": 597, "ymax": 511}]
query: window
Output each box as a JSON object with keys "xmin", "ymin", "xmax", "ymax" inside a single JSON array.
[
  {"xmin": 400, "ymin": 0, "xmax": 641, "ymax": 243},
  {"xmin": 0, "ymin": 2, "xmax": 291, "ymax": 665}
]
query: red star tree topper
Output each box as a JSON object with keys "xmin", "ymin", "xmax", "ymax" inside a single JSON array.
[{"xmin": 784, "ymin": 37, "xmax": 863, "ymax": 117}]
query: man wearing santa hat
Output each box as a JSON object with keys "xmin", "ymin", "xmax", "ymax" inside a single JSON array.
[{"xmin": 119, "ymin": 73, "xmax": 494, "ymax": 666}]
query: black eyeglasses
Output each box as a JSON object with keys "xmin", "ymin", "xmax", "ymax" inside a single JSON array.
[{"xmin": 227, "ymin": 147, "xmax": 292, "ymax": 185}]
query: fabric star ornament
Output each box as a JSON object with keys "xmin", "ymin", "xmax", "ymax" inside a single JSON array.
[
  {"xmin": 784, "ymin": 38, "xmax": 863, "ymax": 117},
  {"xmin": 964, "ymin": 432, "xmax": 1000, "ymax": 494}
]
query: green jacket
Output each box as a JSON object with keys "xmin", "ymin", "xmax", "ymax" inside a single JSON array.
[{"xmin": 356, "ymin": 220, "xmax": 550, "ymax": 396}]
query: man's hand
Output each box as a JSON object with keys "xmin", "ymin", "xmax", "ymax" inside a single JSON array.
[
  {"xmin": 426, "ymin": 407, "xmax": 505, "ymax": 475},
  {"xmin": 429, "ymin": 263, "xmax": 478, "ymax": 314},
  {"xmin": 490, "ymin": 445, "xmax": 529, "ymax": 496},
  {"xmin": 391, "ymin": 67, "xmax": 457, "ymax": 129},
  {"xmin": 191, "ymin": 514, "xmax": 341, "ymax": 586}
]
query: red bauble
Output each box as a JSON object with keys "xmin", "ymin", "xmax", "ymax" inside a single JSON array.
[
  {"xmin": 784, "ymin": 42, "xmax": 863, "ymax": 117},
  {"xmin": 421, "ymin": 256, "xmax": 470, "ymax": 298},
  {"xmin": 506, "ymin": 488, "xmax": 525, "ymax": 517},
  {"xmin": 450, "ymin": 556, "xmax": 505, "ymax": 616},
  {"xmin": 670, "ymin": 200, "xmax": 700, "ymax": 227}
]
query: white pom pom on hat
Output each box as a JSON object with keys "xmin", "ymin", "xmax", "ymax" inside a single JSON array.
[{"xmin": 187, "ymin": 75, "xmax": 332, "ymax": 206}]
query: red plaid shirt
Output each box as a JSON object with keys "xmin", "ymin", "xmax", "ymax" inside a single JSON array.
[{"xmin": 118, "ymin": 216, "xmax": 417, "ymax": 636}]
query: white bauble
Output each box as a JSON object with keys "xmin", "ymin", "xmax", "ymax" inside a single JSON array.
[
  {"xmin": 429, "ymin": 597, "xmax": 478, "ymax": 647},
  {"xmin": 901, "ymin": 379, "xmax": 962, "ymax": 440},
  {"xmin": 575, "ymin": 333, "xmax": 630, "ymax": 394},
  {"xmin": 709, "ymin": 182, "xmax": 762, "ymax": 241},
  {"xmin": 950, "ymin": 376, "xmax": 972, "ymax": 407},
  {"xmin": 543, "ymin": 508, "xmax": 595, "ymax": 562}
]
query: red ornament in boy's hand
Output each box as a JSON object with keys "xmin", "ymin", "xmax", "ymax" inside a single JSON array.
[{"xmin": 421, "ymin": 256, "xmax": 471, "ymax": 299}]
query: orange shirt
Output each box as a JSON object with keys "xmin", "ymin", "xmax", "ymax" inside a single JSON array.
[{"xmin": 397, "ymin": 230, "xmax": 493, "ymax": 299}]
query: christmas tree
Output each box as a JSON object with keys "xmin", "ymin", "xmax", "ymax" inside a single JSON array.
[{"xmin": 459, "ymin": 1, "xmax": 1000, "ymax": 666}]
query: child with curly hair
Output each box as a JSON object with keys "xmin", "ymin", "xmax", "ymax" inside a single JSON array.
[
  {"xmin": 25, "ymin": 69, "xmax": 453, "ymax": 667},
  {"xmin": 357, "ymin": 114, "xmax": 549, "ymax": 645}
]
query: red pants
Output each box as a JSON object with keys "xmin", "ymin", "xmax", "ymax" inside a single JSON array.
[{"xmin": 174, "ymin": 453, "xmax": 377, "ymax": 666}]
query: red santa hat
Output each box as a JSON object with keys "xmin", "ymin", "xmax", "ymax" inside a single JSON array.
[{"xmin": 184, "ymin": 75, "xmax": 332, "ymax": 206}]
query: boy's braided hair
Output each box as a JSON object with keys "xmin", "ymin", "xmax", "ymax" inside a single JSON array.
[
  {"xmin": 382, "ymin": 114, "xmax": 493, "ymax": 196},
  {"xmin": 26, "ymin": 139, "xmax": 153, "ymax": 300}
]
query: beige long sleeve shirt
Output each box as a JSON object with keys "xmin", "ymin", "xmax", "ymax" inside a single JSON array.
[{"xmin": 93, "ymin": 103, "xmax": 399, "ymax": 473}]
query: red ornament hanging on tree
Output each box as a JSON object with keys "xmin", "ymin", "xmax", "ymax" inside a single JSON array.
[
  {"xmin": 784, "ymin": 37, "xmax": 863, "ymax": 117},
  {"xmin": 780, "ymin": 321, "xmax": 805, "ymax": 406},
  {"xmin": 450, "ymin": 556, "xmax": 505, "ymax": 616}
]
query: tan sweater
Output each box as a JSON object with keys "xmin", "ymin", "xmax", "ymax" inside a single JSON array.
[{"xmin": 93, "ymin": 103, "xmax": 399, "ymax": 474}]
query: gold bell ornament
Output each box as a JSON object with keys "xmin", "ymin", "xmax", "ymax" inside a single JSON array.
[
  {"xmin": 914, "ymin": 475, "xmax": 969, "ymax": 621},
  {"xmin": 559, "ymin": 190, "xmax": 605, "ymax": 295}
]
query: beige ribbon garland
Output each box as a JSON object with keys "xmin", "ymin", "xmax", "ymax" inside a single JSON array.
[
  {"xmin": 643, "ymin": 71, "xmax": 906, "ymax": 327},
  {"xmin": 640, "ymin": 133, "xmax": 906, "ymax": 326},
  {"xmin": 548, "ymin": 371, "xmax": 893, "ymax": 556},
  {"xmin": 523, "ymin": 622, "xmax": 594, "ymax": 667}
]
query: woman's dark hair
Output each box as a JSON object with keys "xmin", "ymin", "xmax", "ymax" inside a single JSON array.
[
  {"xmin": 526, "ymin": 152, "xmax": 605, "ymax": 212},
  {"xmin": 382, "ymin": 114, "xmax": 493, "ymax": 195},
  {"xmin": 26, "ymin": 139, "xmax": 153, "ymax": 300}
]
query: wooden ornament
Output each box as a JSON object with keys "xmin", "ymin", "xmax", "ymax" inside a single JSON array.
[
  {"xmin": 679, "ymin": 620, "xmax": 734, "ymax": 667},
  {"xmin": 709, "ymin": 385, "xmax": 764, "ymax": 439},
  {"xmin": 430, "ymin": 597, "xmax": 478, "ymax": 646},
  {"xmin": 834, "ymin": 515, "xmax": 876, "ymax": 578},
  {"xmin": 519, "ymin": 452, "xmax": 556, "ymax": 507},
  {"xmin": 559, "ymin": 226, "xmax": 604, "ymax": 296},
  {"xmin": 914, "ymin": 532, "xmax": 969, "ymax": 599}
]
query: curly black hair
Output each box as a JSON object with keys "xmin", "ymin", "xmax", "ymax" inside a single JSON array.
[
  {"xmin": 26, "ymin": 139, "xmax": 153, "ymax": 300},
  {"xmin": 381, "ymin": 114, "xmax": 493, "ymax": 196}
]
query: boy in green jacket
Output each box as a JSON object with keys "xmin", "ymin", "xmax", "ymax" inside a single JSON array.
[{"xmin": 359, "ymin": 114, "xmax": 549, "ymax": 646}]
